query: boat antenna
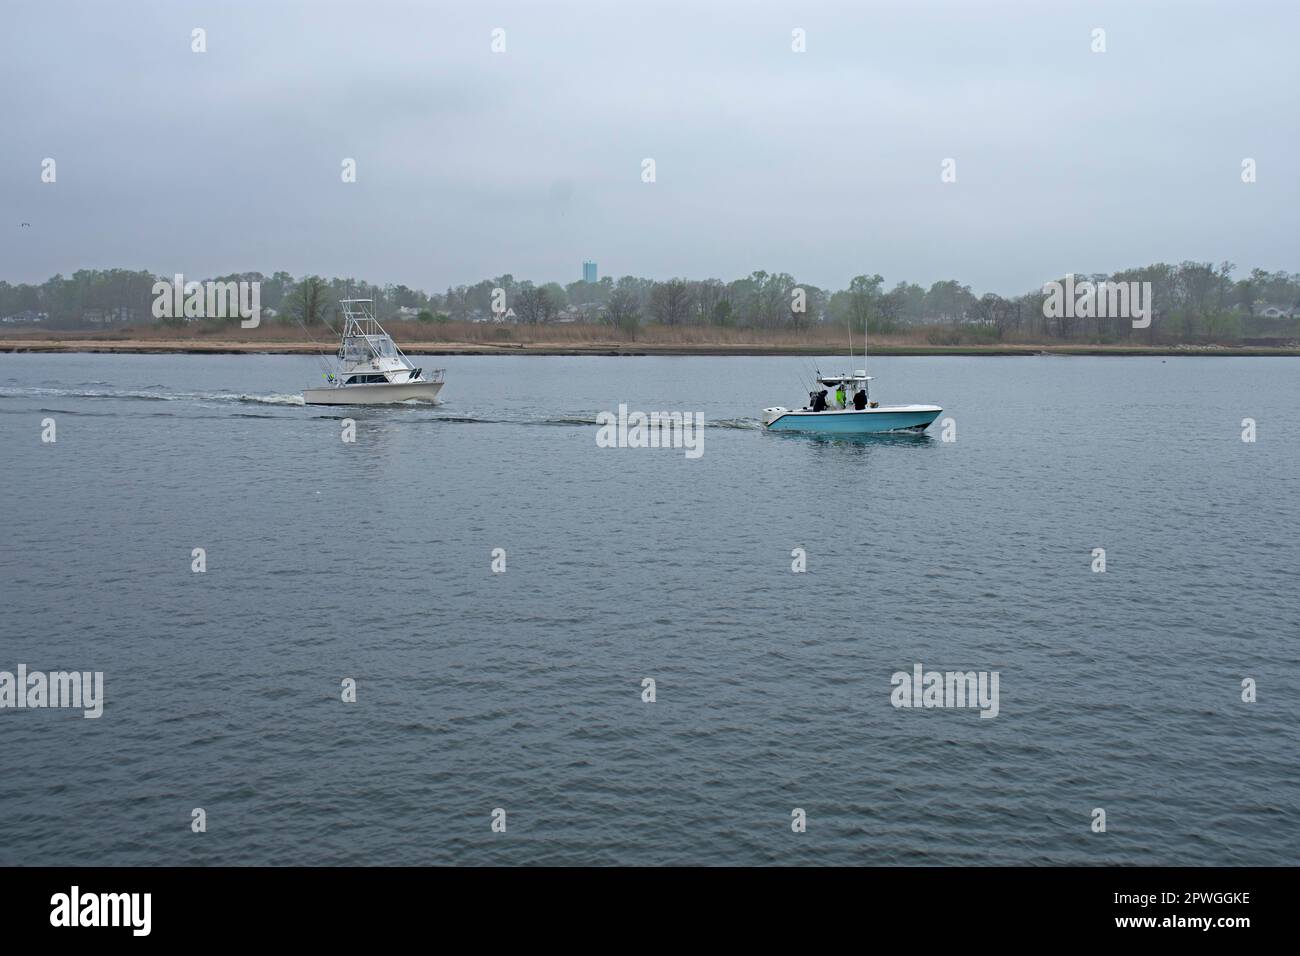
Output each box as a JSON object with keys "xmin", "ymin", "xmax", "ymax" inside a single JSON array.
[{"xmin": 863, "ymin": 308, "xmax": 869, "ymax": 403}]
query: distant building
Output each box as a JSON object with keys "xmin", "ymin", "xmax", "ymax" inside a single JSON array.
[
  {"xmin": 1, "ymin": 310, "xmax": 47, "ymax": 325},
  {"xmin": 583, "ymin": 260, "xmax": 597, "ymax": 283},
  {"xmin": 469, "ymin": 307, "xmax": 514, "ymax": 323},
  {"xmin": 1258, "ymin": 304, "xmax": 1297, "ymax": 319},
  {"xmin": 83, "ymin": 307, "xmax": 138, "ymax": 325}
]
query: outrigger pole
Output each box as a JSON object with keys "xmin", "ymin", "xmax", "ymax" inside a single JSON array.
[{"xmin": 847, "ymin": 314, "xmax": 854, "ymax": 371}]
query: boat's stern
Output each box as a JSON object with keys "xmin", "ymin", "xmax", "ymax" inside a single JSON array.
[{"xmin": 762, "ymin": 406, "xmax": 789, "ymax": 427}]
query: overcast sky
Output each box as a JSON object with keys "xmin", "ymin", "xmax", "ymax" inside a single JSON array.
[{"xmin": 2, "ymin": 0, "xmax": 1296, "ymax": 295}]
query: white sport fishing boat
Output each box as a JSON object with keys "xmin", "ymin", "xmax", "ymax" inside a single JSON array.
[{"xmin": 302, "ymin": 299, "xmax": 444, "ymax": 405}]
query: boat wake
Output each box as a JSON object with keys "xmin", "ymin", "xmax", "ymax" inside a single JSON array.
[
  {"xmin": 0, "ymin": 386, "xmax": 306, "ymax": 406},
  {"xmin": 361, "ymin": 414, "xmax": 765, "ymax": 430},
  {"xmin": 1, "ymin": 387, "xmax": 768, "ymax": 430},
  {"xmin": 710, "ymin": 417, "xmax": 764, "ymax": 430}
]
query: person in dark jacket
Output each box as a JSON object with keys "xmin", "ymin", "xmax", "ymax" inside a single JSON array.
[
  {"xmin": 811, "ymin": 390, "xmax": 829, "ymax": 412},
  {"xmin": 853, "ymin": 389, "xmax": 867, "ymax": 410}
]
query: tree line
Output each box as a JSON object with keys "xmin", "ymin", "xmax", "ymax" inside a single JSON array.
[{"xmin": 2, "ymin": 263, "xmax": 1298, "ymax": 343}]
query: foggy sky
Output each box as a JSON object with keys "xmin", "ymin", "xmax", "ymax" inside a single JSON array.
[{"xmin": 2, "ymin": 0, "xmax": 1297, "ymax": 295}]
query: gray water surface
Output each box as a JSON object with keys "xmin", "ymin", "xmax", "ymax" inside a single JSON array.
[{"xmin": 1, "ymin": 353, "xmax": 1296, "ymax": 865}]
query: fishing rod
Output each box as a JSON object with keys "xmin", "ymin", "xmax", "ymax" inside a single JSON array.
[{"xmin": 290, "ymin": 301, "xmax": 338, "ymax": 380}]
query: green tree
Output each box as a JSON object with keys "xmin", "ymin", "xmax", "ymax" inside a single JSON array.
[{"xmin": 292, "ymin": 275, "xmax": 329, "ymax": 325}]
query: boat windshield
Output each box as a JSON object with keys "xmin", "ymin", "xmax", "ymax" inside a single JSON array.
[
  {"xmin": 341, "ymin": 334, "xmax": 398, "ymax": 363},
  {"xmin": 341, "ymin": 337, "xmax": 370, "ymax": 363}
]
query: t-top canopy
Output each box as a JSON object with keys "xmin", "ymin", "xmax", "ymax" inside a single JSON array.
[{"xmin": 817, "ymin": 371, "xmax": 873, "ymax": 387}]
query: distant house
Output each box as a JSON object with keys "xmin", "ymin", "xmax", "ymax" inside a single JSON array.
[
  {"xmin": 469, "ymin": 307, "xmax": 512, "ymax": 323},
  {"xmin": 1257, "ymin": 304, "xmax": 1297, "ymax": 319},
  {"xmin": 82, "ymin": 307, "xmax": 138, "ymax": 326},
  {"xmin": 0, "ymin": 310, "xmax": 47, "ymax": 324},
  {"xmin": 395, "ymin": 306, "xmax": 421, "ymax": 319}
]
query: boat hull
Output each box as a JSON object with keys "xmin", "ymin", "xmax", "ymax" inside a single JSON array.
[
  {"xmin": 763, "ymin": 404, "xmax": 942, "ymax": 434},
  {"xmin": 303, "ymin": 381, "xmax": 444, "ymax": 405}
]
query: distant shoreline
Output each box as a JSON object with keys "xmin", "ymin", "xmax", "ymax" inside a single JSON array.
[{"xmin": 2, "ymin": 339, "xmax": 1299, "ymax": 357}]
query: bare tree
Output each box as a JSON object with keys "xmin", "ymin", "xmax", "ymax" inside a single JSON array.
[
  {"xmin": 515, "ymin": 284, "xmax": 556, "ymax": 324},
  {"xmin": 604, "ymin": 287, "xmax": 641, "ymax": 336},
  {"xmin": 691, "ymin": 279, "xmax": 725, "ymax": 325},
  {"xmin": 650, "ymin": 279, "xmax": 692, "ymax": 326}
]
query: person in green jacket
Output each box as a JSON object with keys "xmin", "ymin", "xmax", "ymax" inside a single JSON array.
[{"xmin": 835, "ymin": 384, "xmax": 846, "ymax": 408}]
